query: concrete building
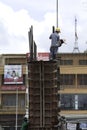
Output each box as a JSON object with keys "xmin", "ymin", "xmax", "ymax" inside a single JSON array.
[
  {"xmin": 0, "ymin": 54, "xmax": 27, "ymax": 130},
  {"xmin": 0, "ymin": 52, "xmax": 87, "ymax": 129},
  {"xmin": 59, "ymin": 53, "xmax": 87, "ymax": 125}
]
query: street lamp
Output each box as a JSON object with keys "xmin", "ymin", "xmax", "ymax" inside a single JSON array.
[{"xmin": 14, "ymin": 77, "xmax": 18, "ymax": 130}]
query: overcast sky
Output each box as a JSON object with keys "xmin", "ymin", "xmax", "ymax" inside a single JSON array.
[{"xmin": 0, "ymin": 0, "xmax": 87, "ymax": 54}]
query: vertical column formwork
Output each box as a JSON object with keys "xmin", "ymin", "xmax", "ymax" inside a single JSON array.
[{"xmin": 28, "ymin": 61, "xmax": 60, "ymax": 130}]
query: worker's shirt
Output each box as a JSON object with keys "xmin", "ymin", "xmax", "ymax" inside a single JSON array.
[
  {"xmin": 49, "ymin": 32, "xmax": 60, "ymax": 47},
  {"xmin": 21, "ymin": 121, "xmax": 28, "ymax": 130}
]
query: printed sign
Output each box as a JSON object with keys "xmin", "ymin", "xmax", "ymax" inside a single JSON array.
[
  {"xmin": 67, "ymin": 123, "xmax": 76, "ymax": 130},
  {"xmin": 4, "ymin": 65, "xmax": 23, "ymax": 84}
]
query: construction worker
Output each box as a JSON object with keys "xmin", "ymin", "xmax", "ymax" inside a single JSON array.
[
  {"xmin": 21, "ymin": 117, "xmax": 28, "ymax": 130},
  {"xmin": 49, "ymin": 28, "xmax": 61, "ymax": 60}
]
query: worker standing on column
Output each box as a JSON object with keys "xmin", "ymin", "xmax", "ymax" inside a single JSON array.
[{"xmin": 49, "ymin": 28, "xmax": 61, "ymax": 60}]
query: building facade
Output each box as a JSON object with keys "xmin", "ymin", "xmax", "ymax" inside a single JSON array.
[
  {"xmin": 58, "ymin": 53, "xmax": 87, "ymax": 124},
  {"xmin": 0, "ymin": 54, "xmax": 27, "ymax": 130},
  {"xmin": 0, "ymin": 53, "xmax": 87, "ymax": 129}
]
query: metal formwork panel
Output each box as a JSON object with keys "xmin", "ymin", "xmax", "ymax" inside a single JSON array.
[{"xmin": 28, "ymin": 61, "xmax": 60, "ymax": 129}]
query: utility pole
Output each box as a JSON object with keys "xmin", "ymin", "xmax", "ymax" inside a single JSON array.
[
  {"xmin": 56, "ymin": 0, "xmax": 58, "ymax": 28},
  {"xmin": 16, "ymin": 85, "xmax": 18, "ymax": 130},
  {"xmin": 14, "ymin": 77, "xmax": 18, "ymax": 130}
]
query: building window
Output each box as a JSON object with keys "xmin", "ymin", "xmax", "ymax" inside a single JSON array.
[
  {"xmin": 61, "ymin": 94, "xmax": 87, "ymax": 110},
  {"xmin": 78, "ymin": 74, "xmax": 87, "ymax": 85},
  {"xmin": 2, "ymin": 94, "xmax": 25, "ymax": 107},
  {"xmin": 78, "ymin": 94, "xmax": 87, "ymax": 110},
  {"xmin": 79, "ymin": 60, "xmax": 87, "ymax": 65},
  {"xmin": 5, "ymin": 58, "xmax": 26, "ymax": 65},
  {"xmin": 60, "ymin": 74, "xmax": 74, "ymax": 85},
  {"xmin": 61, "ymin": 94, "xmax": 75, "ymax": 110},
  {"xmin": 2, "ymin": 94, "xmax": 16, "ymax": 106},
  {"xmin": 60, "ymin": 60, "xmax": 73, "ymax": 65}
]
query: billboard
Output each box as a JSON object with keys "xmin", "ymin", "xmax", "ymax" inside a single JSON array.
[{"xmin": 4, "ymin": 65, "xmax": 23, "ymax": 84}]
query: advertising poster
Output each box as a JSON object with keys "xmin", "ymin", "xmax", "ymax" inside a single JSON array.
[
  {"xmin": 67, "ymin": 123, "xmax": 76, "ymax": 130},
  {"xmin": 4, "ymin": 65, "xmax": 23, "ymax": 84}
]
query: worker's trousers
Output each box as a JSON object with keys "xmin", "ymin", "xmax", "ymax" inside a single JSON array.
[{"xmin": 50, "ymin": 46, "xmax": 58, "ymax": 60}]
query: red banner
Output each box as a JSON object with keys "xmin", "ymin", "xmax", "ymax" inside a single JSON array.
[
  {"xmin": 1, "ymin": 85, "xmax": 26, "ymax": 91},
  {"xmin": 38, "ymin": 52, "xmax": 49, "ymax": 61},
  {"xmin": 26, "ymin": 52, "xmax": 50, "ymax": 61}
]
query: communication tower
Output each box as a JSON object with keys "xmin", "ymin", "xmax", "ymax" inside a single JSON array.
[{"xmin": 73, "ymin": 17, "xmax": 80, "ymax": 53}]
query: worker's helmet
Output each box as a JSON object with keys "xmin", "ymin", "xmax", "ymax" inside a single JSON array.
[{"xmin": 55, "ymin": 28, "xmax": 61, "ymax": 32}]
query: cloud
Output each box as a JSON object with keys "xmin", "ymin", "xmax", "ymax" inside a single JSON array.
[
  {"xmin": 0, "ymin": 2, "xmax": 33, "ymax": 53},
  {"xmin": 0, "ymin": 1, "xmax": 57, "ymax": 54},
  {"xmin": 0, "ymin": 0, "xmax": 87, "ymax": 54}
]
